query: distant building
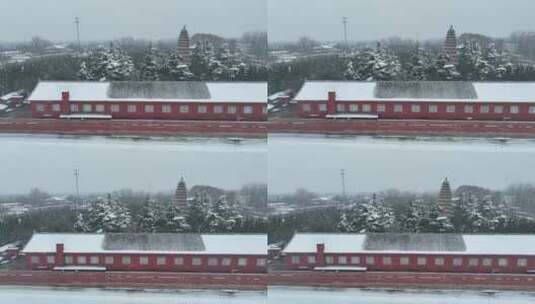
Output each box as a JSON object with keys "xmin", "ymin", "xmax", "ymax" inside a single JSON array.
[
  {"xmin": 23, "ymin": 233, "xmax": 267, "ymax": 273},
  {"xmin": 438, "ymin": 177, "xmax": 452, "ymax": 217},
  {"xmin": 282, "ymin": 232, "xmax": 535, "ymax": 274},
  {"xmin": 178, "ymin": 26, "xmax": 191, "ymax": 65},
  {"xmin": 175, "ymin": 176, "xmax": 187, "ymax": 208},
  {"xmin": 294, "ymin": 81, "xmax": 535, "ymax": 121},
  {"xmin": 443, "ymin": 26, "xmax": 459, "ymax": 65},
  {"xmin": 28, "ymin": 81, "xmax": 267, "ymax": 121}
]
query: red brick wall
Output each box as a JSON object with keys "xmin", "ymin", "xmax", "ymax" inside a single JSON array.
[
  {"xmin": 284, "ymin": 253, "xmax": 534, "ymax": 274},
  {"xmin": 297, "ymin": 100, "xmax": 535, "ymax": 121},
  {"xmin": 31, "ymin": 101, "xmax": 267, "ymax": 121},
  {"xmin": 26, "ymin": 253, "xmax": 267, "ymax": 273}
]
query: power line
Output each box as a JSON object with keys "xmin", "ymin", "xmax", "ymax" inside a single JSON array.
[
  {"xmin": 74, "ymin": 169, "xmax": 80, "ymax": 211},
  {"xmin": 342, "ymin": 17, "xmax": 348, "ymax": 48},
  {"xmin": 340, "ymin": 169, "xmax": 346, "ymax": 198},
  {"xmin": 74, "ymin": 17, "xmax": 81, "ymax": 52}
]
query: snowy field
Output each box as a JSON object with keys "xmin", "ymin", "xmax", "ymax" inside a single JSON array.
[
  {"xmin": 0, "ymin": 286, "xmax": 266, "ymax": 304},
  {"xmin": 0, "ymin": 134, "xmax": 266, "ymax": 194},
  {"xmin": 268, "ymin": 287, "xmax": 535, "ymax": 304},
  {"xmin": 268, "ymin": 134, "xmax": 535, "ymax": 194}
]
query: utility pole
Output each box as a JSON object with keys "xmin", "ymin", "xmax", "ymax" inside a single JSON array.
[
  {"xmin": 340, "ymin": 169, "xmax": 346, "ymax": 198},
  {"xmin": 74, "ymin": 17, "xmax": 81, "ymax": 53},
  {"xmin": 342, "ymin": 17, "xmax": 348, "ymax": 49},
  {"xmin": 74, "ymin": 169, "xmax": 80, "ymax": 211}
]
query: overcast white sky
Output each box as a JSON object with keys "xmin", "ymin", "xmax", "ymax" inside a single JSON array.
[
  {"xmin": 268, "ymin": 0, "xmax": 535, "ymax": 42},
  {"xmin": 0, "ymin": 0, "xmax": 266, "ymax": 42}
]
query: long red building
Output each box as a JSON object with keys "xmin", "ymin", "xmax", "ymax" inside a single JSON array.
[
  {"xmin": 282, "ymin": 233, "xmax": 535, "ymax": 274},
  {"xmin": 22, "ymin": 233, "xmax": 267, "ymax": 273},
  {"xmin": 28, "ymin": 81, "xmax": 267, "ymax": 121},
  {"xmin": 294, "ymin": 81, "xmax": 535, "ymax": 121}
]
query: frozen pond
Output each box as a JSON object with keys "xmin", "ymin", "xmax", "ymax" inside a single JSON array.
[
  {"xmin": 0, "ymin": 286, "xmax": 266, "ymax": 304},
  {"xmin": 268, "ymin": 287, "xmax": 535, "ymax": 304},
  {"xmin": 0, "ymin": 134, "xmax": 267, "ymax": 194},
  {"xmin": 268, "ymin": 134, "xmax": 535, "ymax": 194}
]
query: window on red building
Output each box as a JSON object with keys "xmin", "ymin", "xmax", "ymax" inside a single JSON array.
[
  {"xmin": 483, "ymin": 258, "xmax": 492, "ymax": 266},
  {"xmin": 243, "ymin": 105, "xmax": 253, "ymax": 114},
  {"xmin": 227, "ymin": 105, "xmax": 237, "ymax": 114},
  {"xmin": 529, "ymin": 106, "xmax": 535, "ymax": 114},
  {"xmin": 31, "ymin": 255, "xmax": 39, "ymax": 264},
  {"xmin": 139, "ymin": 256, "xmax": 149, "ymax": 265},
  {"xmin": 351, "ymin": 256, "xmax": 360, "ymax": 264},
  {"xmin": 36, "ymin": 104, "xmax": 45, "ymax": 112},
  {"xmin": 338, "ymin": 256, "xmax": 347, "ymax": 264},
  {"xmin": 325, "ymin": 256, "xmax": 334, "ymax": 264},
  {"xmin": 349, "ymin": 104, "xmax": 359, "ymax": 112},
  {"xmin": 400, "ymin": 257, "xmax": 409, "ymax": 265},
  {"xmin": 435, "ymin": 257, "xmax": 444, "ymax": 266},
  {"xmin": 411, "ymin": 105, "xmax": 420, "ymax": 113},
  {"xmin": 214, "ymin": 105, "xmax": 224, "ymax": 114},
  {"xmin": 510, "ymin": 105, "xmax": 519, "ymax": 114},
  {"xmin": 52, "ymin": 104, "xmax": 61, "ymax": 112},
  {"xmin": 46, "ymin": 256, "xmax": 55, "ymax": 264},
  {"xmin": 428, "ymin": 105, "xmax": 438, "ymax": 113},
  {"xmin": 362, "ymin": 104, "xmax": 371, "ymax": 112},
  {"xmin": 110, "ymin": 105, "xmax": 120, "ymax": 113},
  {"xmin": 105, "ymin": 256, "xmax": 114, "ymax": 265},
  {"xmin": 318, "ymin": 104, "xmax": 327, "ymax": 112},
  {"xmin": 498, "ymin": 258, "xmax": 508, "ymax": 267},
  {"xmin": 122, "ymin": 256, "xmax": 131, "ymax": 265},
  {"xmin": 307, "ymin": 255, "xmax": 316, "ymax": 264},
  {"xmin": 394, "ymin": 104, "xmax": 403, "ymax": 113},
  {"xmin": 70, "ymin": 104, "xmax": 79, "ymax": 112},
  {"xmin": 494, "ymin": 105, "xmax": 504, "ymax": 114},
  {"xmin": 174, "ymin": 257, "xmax": 184, "ymax": 265},
  {"xmin": 65, "ymin": 256, "xmax": 73, "ymax": 264},
  {"xmin": 382, "ymin": 256, "xmax": 392, "ymax": 265},
  {"xmin": 222, "ymin": 257, "xmax": 231, "ymax": 266},
  {"xmin": 192, "ymin": 257, "xmax": 202, "ymax": 266},
  {"xmin": 257, "ymin": 258, "xmax": 266, "ymax": 266},
  {"xmin": 162, "ymin": 105, "xmax": 172, "ymax": 113},
  {"xmin": 77, "ymin": 256, "xmax": 87, "ymax": 264},
  {"xmin": 417, "ymin": 257, "xmax": 426, "ymax": 266},
  {"xmin": 464, "ymin": 105, "xmax": 474, "ymax": 113},
  {"xmin": 302, "ymin": 104, "xmax": 312, "ymax": 113},
  {"xmin": 366, "ymin": 256, "xmax": 375, "ymax": 265},
  {"xmin": 198, "ymin": 105, "xmax": 207, "ymax": 113},
  {"xmin": 291, "ymin": 256, "xmax": 300, "ymax": 264},
  {"xmin": 144, "ymin": 105, "xmax": 154, "ymax": 113},
  {"xmin": 95, "ymin": 104, "xmax": 105, "ymax": 113},
  {"xmin": 208, "ymin": 257, "xmax": 218, "ymax": 266},
  {"xmin": 453, "ymin": 257, "xmax": 463, "ymax": 266},
  {"xmin": 377, "ymin": 104, "xmax": 386, "ymax": 112},
  {"xmin": 180, "ymin": 105, "xmax": 189, "ymax": 113},
  {"xmin": 518, "ymin": 258, "xmax": 527, "ymax": 267},
  {"xmin": 156, "ymin": 256, "xmax": 166, "ymax": 265},
  {"xmin": 446, "ymin": 105, "xmax": 456, "ymax": 113},
  {"xmin": 83, "ymin": 104, "xmax": 92, "ymax": 113},
  {"xmin": 480, "ymin": 105, "xmax": 490, "ymax": 113},
  {"xmin": 336, "ymin": 104, "xmax": 345, "ymax": 112},
  {"xmin": 469, "ymin": 258, "xmax": 479, "ymax": 266},
  {"xmin": 238, "ymin": 257, "xmax": 247, "ymax": 266},
  {"xmin": 127, "ymin": 105, "xmax": 137, "ymax": 113},
  {"xmin": 90, "ymin": 256, "xmax": 99, "ymax": 265}
]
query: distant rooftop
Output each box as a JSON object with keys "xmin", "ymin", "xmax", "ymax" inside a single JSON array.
[
  {"xmin": 28, "ymin": 81, "xmax": 267, "ymax": 104},
  {"xmin": 23, "ymin": 233, "xmax": 267, "ymax": 255},
  {"xmin": 283, "ymin": 233, "xmax": 535, "ymax": 255},
  {"xmin": 294, "ymin": 81, "xmax": 535, "ymax": 103}
]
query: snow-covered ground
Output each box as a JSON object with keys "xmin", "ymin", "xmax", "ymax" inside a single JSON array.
[
  {"xmin": 0, "ymin": 134, "xmax": 266, "ymax": 194},
  {"xmin": 0, "ymin": 286, "xmax": 266, "ymax": 304},
  {"xmin": 268, "ymin": 287, "xmax": 535, "ymax": 304},
  {"xmin": 268, "ymin": 134, "xmax": 535, "ymax": 194}
]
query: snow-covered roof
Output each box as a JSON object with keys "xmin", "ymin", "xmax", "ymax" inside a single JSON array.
[
  {"xmin": 283, "ymin": 233, "xmax": 535, "ymax": 256},
  {"xmin": 0, "ymin": 92, "xmax": 24, "ymax": 101},
  {"xmin": 28, "ymin": 81, "xmax": 267, "ymax": 104},
  {"xmin": 294, "ymin": 81, "xmax": 535, "ymax": 103},
  {"xmin": 23, "ymin": 233, "xmax": 267, "ymax": 255}
]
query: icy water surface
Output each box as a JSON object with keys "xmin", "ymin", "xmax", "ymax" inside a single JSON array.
[
  {"xmin": 0, "ymin": 134, "xmax": 267, "ymax": 194},
  {"xmin": 268, "ymin": 287, "xmax": 535, "ymax": 304},
  {"xmin": 268, "ymin": 134, "xmax": 535, "ymax": 194},
  {"xmin": 0, "ymin": 286, "xmax": 266, "ymax": 304}
]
